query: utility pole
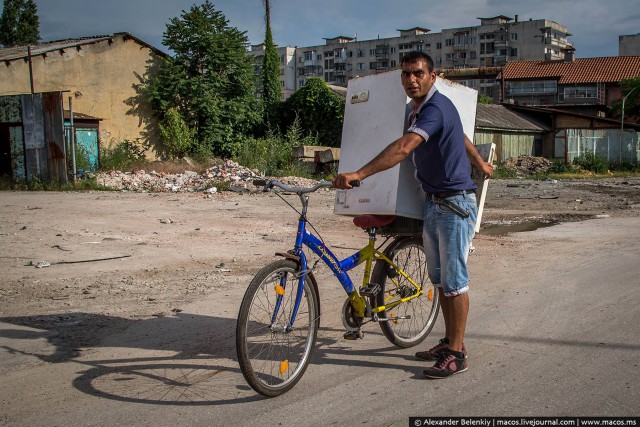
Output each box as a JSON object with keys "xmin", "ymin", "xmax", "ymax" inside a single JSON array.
[{"xmin": 620, "ymin": 85, "xmax": 640, "ymax": 163}]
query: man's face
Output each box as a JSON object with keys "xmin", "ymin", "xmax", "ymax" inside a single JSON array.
[{"xmin": 401, "ymin": 59, "xmax": 436, "ymax": 102}]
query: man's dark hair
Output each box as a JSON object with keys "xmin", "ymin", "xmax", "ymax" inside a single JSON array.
[{"xmin": 401, "ymin": 51, "xmax": 434, "ymax": 72}]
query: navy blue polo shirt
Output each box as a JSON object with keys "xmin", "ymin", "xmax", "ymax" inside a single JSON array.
[{"xmin": 407, "ymin": 88, "xmax": 476, "ymax": 194}]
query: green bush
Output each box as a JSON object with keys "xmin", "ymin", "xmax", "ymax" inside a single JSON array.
[
  {"xmin": 158, "ymin": 108, "xmax": 195, "ymax": 160},
  {"xmin": 573, "ymin": 151, "xmax": 608, "ymax": 174},
  {"xmin": 100, "ymin": 138, "xmax": 149, "ymax": 171},
  {"xmin": 547, "ymin": 159, "xmax": 580, "ymax": 174}
]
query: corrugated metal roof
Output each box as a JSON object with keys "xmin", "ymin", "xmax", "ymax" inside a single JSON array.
[
  {"xmin": 0, "ymin": 32, "xmax": 166, "ymax": 62},
  {"xmin": 476, "ymin": 104, "xmax": 549, "ymax": 132},
  {"xmin": 500, "ymin": 56, "xmax": 640, "ymax": 84}
]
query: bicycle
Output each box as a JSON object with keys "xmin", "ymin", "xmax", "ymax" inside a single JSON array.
[{"xmin": 235, "ymin": 179, "xmax": 439, "ymax": 397}]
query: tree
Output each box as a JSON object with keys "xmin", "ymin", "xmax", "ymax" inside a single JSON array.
[
  {"xmin": 281, "ymin": 78, "xmax": 345, "ymax": 147},
  {"xmin": 142, "ymin": 1, "xmax": 257, "ymax": 157},
  {"xmin": 0, "ymin": 0, "xmax": 40, "ymax": 47},
  {"xmin": 261, "ymin": 0, "xmax": 281, "ymax": 128},
  {"xmin": 613, "ymin": 77, "xmax": 640, "ymax": 121}
]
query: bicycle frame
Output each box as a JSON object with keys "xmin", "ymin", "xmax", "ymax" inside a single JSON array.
[{"xmin": 278, "ymin": 192, "xmax": 424, "ymax": 328}]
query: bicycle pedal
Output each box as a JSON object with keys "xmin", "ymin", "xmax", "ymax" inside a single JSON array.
[
  {"xmin": 359, "ymin": 283, "xmax": 381, "ymax": 297},
  {"xmin": 343, "ymin": 329, "xmax": 364, "ymax": 340}
]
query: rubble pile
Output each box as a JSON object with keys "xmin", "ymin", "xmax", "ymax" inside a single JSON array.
[
  {"xmin": 502, "ymin": 155, "xmax": 552, "ymax": 176},
  {"xmin": 95, "ymin": 160, "xmax": 322, "ymax": 194},
  {"xmin": 95, "ymin": 159, "xmax": 261, "ymax": 193}
]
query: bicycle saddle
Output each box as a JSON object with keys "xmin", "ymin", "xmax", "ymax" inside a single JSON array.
[{"xmin": 353, "ymin": 215, "xmax": 395, "ymax": 229}]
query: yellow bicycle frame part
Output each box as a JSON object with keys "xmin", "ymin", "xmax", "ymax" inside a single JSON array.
[{"xmin": 349, "ymin": 237, "xmax": 423, "ymax": 317}]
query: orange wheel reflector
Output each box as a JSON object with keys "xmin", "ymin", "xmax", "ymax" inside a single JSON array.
[
  {"xmin": 427, "ymin": 289, "xmax": 433, "ymax": 301},
  {"xmin": 275, "ymin": 285, "xmax": 285, "ymax": 295},
  {"xmin": 391, "ymin": 313, "xmax": 398, "ymax": 324},
  {"xmin": 280, "ymin": 360, "xmax": 289, "ymax": 374}
]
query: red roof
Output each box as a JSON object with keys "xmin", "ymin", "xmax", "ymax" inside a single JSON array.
[{"xmin": 501, "ymin": 56, "xmax": 640, "ymax": 84}]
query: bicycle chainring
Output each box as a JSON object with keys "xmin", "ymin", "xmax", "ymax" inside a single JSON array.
[{"xmin": 341, "ymin": 298, "xmax": 363, "ymax": 330}]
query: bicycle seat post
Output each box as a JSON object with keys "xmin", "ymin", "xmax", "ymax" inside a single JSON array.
[{"xmin": 367, "ymin": 227, "xmax": 378, "ymax": 242}]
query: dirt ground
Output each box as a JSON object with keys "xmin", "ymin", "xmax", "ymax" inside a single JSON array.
[
  {"xmin": 0, "ymin": 176, "xmax": 640, "ymax": 424},
  {"xmin": 0, "ymin": 176, "xmax": 639, "ymax": 362}
]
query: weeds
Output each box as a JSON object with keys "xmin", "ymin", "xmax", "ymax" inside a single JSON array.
[
  {"xmin": 100, "ymin": 138, "xmax": 150, "ymax": 172},
  {"xmin": 235, "ymin": 115, "xmax": 315, "ymax": 178}
]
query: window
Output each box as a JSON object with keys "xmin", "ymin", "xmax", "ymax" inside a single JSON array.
[
  {"xmin": 446, "ymin": 53, "xmax": 453, "ymax": 61},
  {"xmin": 348, "ymin": 50, "xmax": 353, "ymax": 57},
  {"xmin": 390, "ymin": 47, "xmax": 396, "ymax": 54},
  {"xmin": 507, "ymin": 80, "xmax": 557, "ymax": 96},
  {"xmin": 357, "ymin": 50, "xmax": 364, "ymax": 57},
  {"xmin": 470, "ymin": 51, "xmax": 476, "ymax": 59},
  {"xmin": 369, "ymin": 48, "xmax": 376, "ymax": 56},
  {"xmin": 299, "ymin": 80, "xmax": 306, "ymax": 87},
  {"xmin": 357, "ymin": 63, "xmax": 365, "ymax": 70},
  {"xmin": 369, "ymin": 62, "xmax": 377, "ymax": 69},
  {"xmin": 304, "ymin": 51, "xmax": 313, "ymax": 61},
  {"xmin": 511, "ymin": 33, "xmax": 518, "ymax": 41},
  {"xmin": 436, "ymin": 42, "xmax": 442, "ymax": 49},
  {"xmin": 563, "ymin": 86, "xmax": 597, "ymax": 98},
  {"xmin": 510, "ymin": 48, "xmax": 518, "ymax": 57},
  {"xmin": 317, "ymin": 54, "xmax": 322, "ymax": 60},
  {"xmin": 445, "ymin": 39, "xmax": 454, "ymax": 46},
  {"xmin": 390, "ymin": 60, "xmax": 397, "ymax": 67},
  {"xmin": 425, "ymin": 43, "xmax": 431, "ymax": 49}
]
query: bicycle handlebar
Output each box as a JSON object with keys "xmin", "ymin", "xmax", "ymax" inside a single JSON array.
[{"xmin": 253, "ymin": 179, "xmax": 360, "ymax": 193}]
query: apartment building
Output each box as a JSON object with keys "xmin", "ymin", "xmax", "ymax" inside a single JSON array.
[
  {"xmin": 619, "ymin": 33, "xmax": 640, "ymax": 56},
  {"xmin": 290, "ymin": 15, "xmax": 571, "ymax": 97},
  {"xmin": 248, "ymin": 44, "xmax": 297, "ymax": 100}
]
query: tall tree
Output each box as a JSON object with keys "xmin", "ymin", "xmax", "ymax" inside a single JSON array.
[
  {"xmin": 0, "ymin": 0, "xmax": 40, "ymax": 47},
  {"xmin": 142, "ymin": 1, "xmax": 257, "ymax": 157},
  {"xmin": 261, "ymin": 0, "xmax": 281, "ymax": 128}
]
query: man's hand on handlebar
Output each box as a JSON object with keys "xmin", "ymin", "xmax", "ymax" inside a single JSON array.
[{"xmin": 332, "ymin": 173, "xmax": 361, "ymax": 189}]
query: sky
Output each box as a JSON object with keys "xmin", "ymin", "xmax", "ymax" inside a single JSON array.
[{"xmin": 21, "ymin": 0, "xmax": 640, "ymax": 58}]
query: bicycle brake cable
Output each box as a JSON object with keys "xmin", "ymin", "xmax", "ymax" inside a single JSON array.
[{"xmin": 275, "ymin": 190, "xmax": 327, "ymax": 270}]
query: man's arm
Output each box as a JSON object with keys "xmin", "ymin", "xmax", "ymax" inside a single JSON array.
[
  {"xmin": 465, "ymin": 135, "xmax": 494, "ymax": 178},
  {"xmin": 332, "ymin": 132, "xmax": 423, "ymax": 189}
]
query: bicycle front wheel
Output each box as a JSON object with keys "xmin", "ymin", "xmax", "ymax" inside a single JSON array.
[
  {"xmin": 236, "ymin": 260, "xmax": 319, "ymax": 397},
  {"xmin": 372, "ymin": 236, "xmax": 439, "ymax": 348}
]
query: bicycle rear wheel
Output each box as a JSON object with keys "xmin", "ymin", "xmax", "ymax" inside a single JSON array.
[
  {"xmin": 236, "ymin": 259, "xmax": 319, "ymax": 397},
  {"xmin": 372, "ymin": 236, "xmax": 439, "ymax": 348}
]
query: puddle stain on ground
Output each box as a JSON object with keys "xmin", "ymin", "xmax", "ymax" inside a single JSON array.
[{"xmin": 480, "ymin": 214, "xmax": 598, "ymax": 236}]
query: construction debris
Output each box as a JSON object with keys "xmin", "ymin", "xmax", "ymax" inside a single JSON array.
[
  {"xmin": 502, "ymin": 155, "xmax": 552, "ymax": 177},
  {"xmin": 95, "ymin": 159, "xmax": 322, "ymax": 194},
  {"xmin": 95, "ymin": 159, "xmax": 261, "ymax": 193}
]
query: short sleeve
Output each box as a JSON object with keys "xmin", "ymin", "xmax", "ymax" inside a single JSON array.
[{"xmin": 407, "ymin": 104, "xmax": 443, "ymax": 142}]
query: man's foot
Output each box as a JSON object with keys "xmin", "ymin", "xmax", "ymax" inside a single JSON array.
[
  {"xmin": 423, "ymin": 349, "xmax": 468, "ymax": 379},
  {"xmin": 415, "ymin": 338, "xmax": 449, "ymax": 361},
  {"xmin": 415, "ymin": 339, "xmax": 467, "ymax": 361}
]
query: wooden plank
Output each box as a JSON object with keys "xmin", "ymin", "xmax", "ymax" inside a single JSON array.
[
  {"xmin": 315, "ymin": 148, "xmax": 340, "ymax": 164},
  {"xmin": 291, "ymin": 145, "xmax": 333, "ymax": 158},
  {"xmin": 472, "ymin": 142, "xmax": 496, "ymax": 233}
]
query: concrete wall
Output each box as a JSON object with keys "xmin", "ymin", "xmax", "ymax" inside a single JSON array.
[{"xmin": 0, "ymin": 35, "xmax": 161, "ymax": 148}]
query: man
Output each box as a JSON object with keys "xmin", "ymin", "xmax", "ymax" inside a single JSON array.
[{"xmin": 332, "ymin": 51, "xmax": 493, "ymax": 379}]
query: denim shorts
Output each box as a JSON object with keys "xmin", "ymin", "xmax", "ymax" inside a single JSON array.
[{"xmin": 422, "ymin": 193, "xmax": 478, "ymax": 297}]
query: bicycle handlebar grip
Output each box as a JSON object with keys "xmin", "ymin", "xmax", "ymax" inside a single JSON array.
[
  {"xmin": 253, "ymin": 179, "xmax": 269, "ymax": 187},
  {"xmin": 349, "ymin": 180, "xmax": 361, "ymax": 187}
]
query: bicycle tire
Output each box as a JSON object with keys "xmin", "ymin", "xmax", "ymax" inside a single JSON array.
[
  {"xmin": 236, "ymin": 259, "xmax": 319, "ymax": 397},
  {"xmin": 372, "ymin": 236, "xmax": 439, "ymax": 348}
]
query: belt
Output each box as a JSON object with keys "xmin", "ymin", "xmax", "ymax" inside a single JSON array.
[{"xmin": 426, "ymin": 189, "xmax": 475, "ymax": 200}]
